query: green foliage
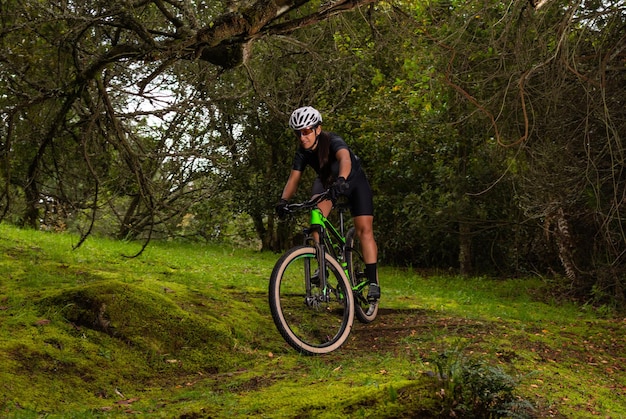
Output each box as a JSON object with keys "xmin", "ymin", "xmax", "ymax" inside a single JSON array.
[
  {"xmin": 427, "ymin": 346, "xmax": 534, "ymax": 418},
  {"xmin": 3, "ymin": 0, "xmax": 626, "ymax": 305}
]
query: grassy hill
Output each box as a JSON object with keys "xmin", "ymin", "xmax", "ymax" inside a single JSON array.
[{"xmin": 1, "ymin": 223, "xmax": 625, "ymax": 417}]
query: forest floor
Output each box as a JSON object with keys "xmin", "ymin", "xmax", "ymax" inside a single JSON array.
[{"xmin": 1, "ymin": 223, "xmax": 625, "ymax": 417}]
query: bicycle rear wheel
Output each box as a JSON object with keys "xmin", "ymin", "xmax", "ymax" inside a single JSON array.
[
  {"xmin": 269, "ymin": 245, "xmax": 354, "ymax": 355},
  {"xmin": 345, "ymin": 227, "xmax": 378, "ymax": 323}
]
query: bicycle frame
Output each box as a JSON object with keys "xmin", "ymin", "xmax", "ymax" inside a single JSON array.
[
  {"xmin": 268, "ymin": 193, "xmax": 377, "ymax": 354},
  {"xmin": 279, "ymin": 191, "xmax": 368, "ymax": 299},
  {"xmin": 303, "ymin": 206, "xmax": 350, "ymax": 288},
  {"xmin": 309, "ymin": 208, "xmax": 346, "ymax": 252}
]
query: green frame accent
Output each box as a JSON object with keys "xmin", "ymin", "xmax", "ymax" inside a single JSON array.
[
  {"xmin": 310, "ymin": 209, "xmax": 345, "ymax": 245},
  {"xmin": 309, "ymin": 208, "xmax": 324, "ymax": 226}
]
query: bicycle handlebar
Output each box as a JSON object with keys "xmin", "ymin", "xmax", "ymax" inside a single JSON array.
[{"xmin": 284, "ymin": 191, "xmax": 330, "ymax": 214}]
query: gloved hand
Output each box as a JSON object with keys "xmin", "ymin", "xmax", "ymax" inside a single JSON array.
[
  {"xmin": 328, "ymin": 177, "xmax": 349, "ymax": 203},
  {"xmin": 275, "ymin": 199, "xmax": 289, "ymax": 219}
]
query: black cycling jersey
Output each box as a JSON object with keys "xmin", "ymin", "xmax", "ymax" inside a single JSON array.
[
  {"xmin": 291, "ymin": 132, "xmax": 373, "ymax": 217},
  {"xmin": 292, "ymin": 133, "xmax": 362, "ymax": 185}
]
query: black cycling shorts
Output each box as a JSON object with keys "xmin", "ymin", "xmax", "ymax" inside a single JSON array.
[{"xmin": 312, "ymin": 170, "xmax": 374, "ymax": 217}]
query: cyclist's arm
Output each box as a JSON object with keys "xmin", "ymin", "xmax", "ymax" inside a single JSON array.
[
  {"xmin": 280, "ymin": 169, "xmax": 302, "ymax": 201},
  {"xmin": 336, "ymin": 148, "xmax": 351, "ymax": 180}
]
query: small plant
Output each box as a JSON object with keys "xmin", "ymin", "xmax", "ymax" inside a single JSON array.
[{"xmin": 427, "ymin": 345, "xmax": 534, "ymax": 418}]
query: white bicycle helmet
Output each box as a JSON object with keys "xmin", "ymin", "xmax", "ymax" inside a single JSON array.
[{"xmin": 289, "ymin": 106, "xmax": 323, "ymax": 130}]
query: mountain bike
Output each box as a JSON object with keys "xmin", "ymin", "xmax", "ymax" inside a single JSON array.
[{"xmin": 269, "ymin": 191, "xmax": 379, "ymax": 355}]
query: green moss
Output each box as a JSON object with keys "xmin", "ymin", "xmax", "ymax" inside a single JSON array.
[
  {"xmin": 2, "ymin": 223, "xmax": 626, "ymax": 417},
  {"xmin": 0, "ymin": 277, "xmax": 256, "ymax": 415},
  {"xmin": 36, "ymin": 280, "xmax": 238, "ymax": 373}
]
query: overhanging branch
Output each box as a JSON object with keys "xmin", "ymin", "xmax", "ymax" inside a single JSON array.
[
  {"xmin": 191, "ymin": 0, "xmax": 380, "ymax": 68},
  {"xmin": 262, "ymin": 0, "xmax": 380, "ymax": 37}
]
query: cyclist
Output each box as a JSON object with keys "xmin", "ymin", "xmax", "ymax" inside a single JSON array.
[{"xmin": 276, "ymin": 106, "xmax": 380, "ymax": 302}]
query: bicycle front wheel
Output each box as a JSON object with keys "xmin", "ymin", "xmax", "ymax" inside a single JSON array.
[
  {"xmin": 269, "ymin": 245, "xmax": 355, "ymax": 355},
  {"xmin": 345, "ymin": 227, "xmax": 378, "ymax": 323}
]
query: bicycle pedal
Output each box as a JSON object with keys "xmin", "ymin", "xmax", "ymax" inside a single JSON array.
[{"xmin": 367, "ymin": 283, "xmax": 380, "ymax": 302}]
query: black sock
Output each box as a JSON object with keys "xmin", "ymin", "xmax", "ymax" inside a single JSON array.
[{"xmin": 365, "ymin": 263, "xmax": 378, "ymax": 285}]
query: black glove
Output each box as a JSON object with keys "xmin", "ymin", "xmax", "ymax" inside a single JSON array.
[
  {"xmin": 275, "ymin": 199, "xmax": 289, "ymax": 219},
  {"xmin": 329, "ymin": 177, "xmax": 349, "ymax": 203}
]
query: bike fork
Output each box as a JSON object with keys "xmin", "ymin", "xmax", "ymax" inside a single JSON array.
[
  {"xmin": 315, "ymin": 242, "xmax": 332, "ymax": 302},
  {"xmin": 302, "ymin": 241, "xmax": 331, "ymax": 306}
]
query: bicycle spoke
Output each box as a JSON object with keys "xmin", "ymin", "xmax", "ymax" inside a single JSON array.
[{"xmin": 269, "ymin": 246, "xmax": 354, "ymax": 355}]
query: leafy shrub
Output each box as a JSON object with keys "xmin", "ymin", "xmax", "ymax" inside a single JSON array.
[{"xmin": 427, "ymin": 347, "xmax": 534, "ymax": 418}]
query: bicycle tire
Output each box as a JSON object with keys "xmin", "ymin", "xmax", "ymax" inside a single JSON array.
[
  {"xmin": 269, "ymin": 245, "xmax": 355, "ymax": 355},
  {"xmin": 345, "ymin": 227, "xmax": 378, "ymax": 323}
]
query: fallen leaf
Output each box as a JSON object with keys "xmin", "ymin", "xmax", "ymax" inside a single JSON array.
[{"xmin": 116, "ymin": 398, "xmax": 139, "ymax": 405}]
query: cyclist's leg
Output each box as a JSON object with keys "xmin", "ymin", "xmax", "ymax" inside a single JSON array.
[
  {"xmin": 354, "ymin": 216, "xmax": 380, "ymax": 298},
  {"xmin": 317, "ymin": 199, "xmax": 333, "ymax": 217},
  {"xmin": 310, "ymin": 178, "xmax": 332, "ymax": 243},
  {"xmin": 348, "ymin": 172, "xmax": 380, "ymax": 301},
  {"xmin": 353, "ymin": 215, "xmax": 377, "ymax": 263}
]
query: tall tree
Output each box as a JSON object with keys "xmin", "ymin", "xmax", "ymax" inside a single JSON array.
[
  {"xmin": 511, "ymin": 0, "xmax": 626, "ymax": 301},
  {"xmin": 417, "ymin": 0, "xmax": 626, "ymax": 297},
  {"xmin": 0, "ymin": 0, "xmax": 380, "ymax": 246}
]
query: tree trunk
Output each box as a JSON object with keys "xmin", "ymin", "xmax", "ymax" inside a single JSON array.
[
  {"xmin": 23, "ymin": 181, "xmax": 40, "ymax": 229},
  {"xmin": 554, "ymin": 207, "xmax": 577, "ymax": 283},
  {"xmin": 459, "ymin": 221, "xmax": 472, "ymax": 276},
  {"xmin": 119, "ymin": 195, "xmax": 141, "ymax": 240}
]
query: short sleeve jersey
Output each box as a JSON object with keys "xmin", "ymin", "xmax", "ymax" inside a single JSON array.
[{"xmin": 291, "ymin": 133, "xmax": 361, "ymax": 181}]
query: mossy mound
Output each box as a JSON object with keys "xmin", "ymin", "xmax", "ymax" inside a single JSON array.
[
  {"xmin": 1, "ymin": 280, "xmax": 248, "ymax": 414},
  {"xmin": 36, "ymin": 280, "xmax": 237, "ymax": 373}
]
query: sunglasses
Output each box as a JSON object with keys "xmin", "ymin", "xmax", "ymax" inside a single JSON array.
[{"xmin": 294, "ymin": 127, "xmax": 317, "ymax": 137}]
